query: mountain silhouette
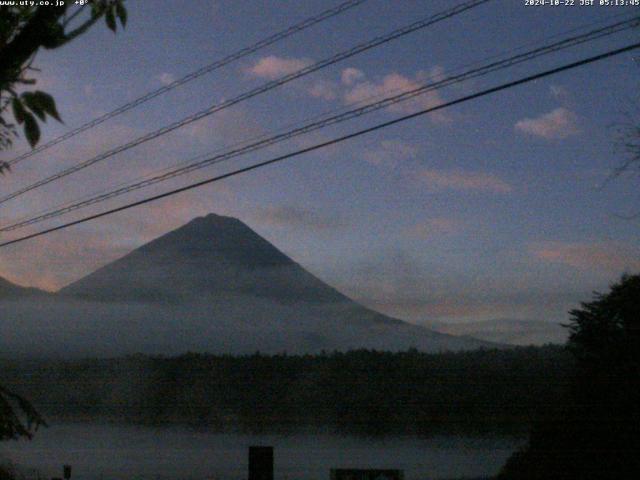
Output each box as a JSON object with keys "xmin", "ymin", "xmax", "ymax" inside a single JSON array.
[
  {"xmin": 61, "ymin": 213, "xmax": 357, "ymax": 306},
  {"xmin": 2, "ymin": 214, "xmax": 498, "ymax": 356},
  {"xmin": 0, "ymin": 277, "xmax": 49, "ymax": 300}
]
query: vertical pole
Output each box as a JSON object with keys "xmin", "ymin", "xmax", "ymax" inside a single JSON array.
[{"xmin": 248, "ymin": 446, "xmax": 274, "ymax": 480}]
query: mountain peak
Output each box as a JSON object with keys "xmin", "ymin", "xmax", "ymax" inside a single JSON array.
[
  {"xmin": 60, "ymin": 213, "xmax": 342, "ymax": 304},
  {"xmin": 188, "ymin": 212, "xmax": 240, "ymax": 225},
  {"xmin": 7, "ymin": 215, "xmax": 498, "ymax": 354},
  {"xmin": 173, "ymin": 212, "xmax": 243, "ymax": 237}
]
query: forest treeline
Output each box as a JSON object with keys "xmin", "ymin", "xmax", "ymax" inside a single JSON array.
[{"xmin": 0, "ymin": 346, "xmax": 571, "ymax": 436}]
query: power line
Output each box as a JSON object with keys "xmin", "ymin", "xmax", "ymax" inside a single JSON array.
[
  {"xmin": 3, "ymin": 84, "xmax": 407, "ymax": 228},
  {"xmin": 4, "ymin": 0, "xmax": 369, "ymax": 167},
  {"xmin": 10, "ymin": 9, "xmax": 630, "ymax": 230},
  {"xmin": 1, "ymin": 41, "xmax": 637, "ymax": 249},
  {"xmin": 0, "ymin": 0, "xmax": 491, "ymax": 206},
  {"xmin": 1, "ymin": 14, "xmax": 636, "ymax": 233}
]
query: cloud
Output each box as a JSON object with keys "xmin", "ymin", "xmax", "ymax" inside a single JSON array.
[
  {"xmin": 1, "ymin": 105, "xmax": 263, "ymax": 243},
  {"xmin": 328, "ymin": 248, "xmax": 593, "ymax": 323},
  {"xmin": 181, "ymin": 105, "xmax": 265, "ymax": 146},
  {"xmin": 341, "ymin": 67, "xmax": 365, "ymax": 86},
  {"xmin": 158, "ymin": 72, "xmax": 175, "ymax": 86},
  {"xmin": 530, "ymin": 241, "xmax": 640, "ymax": 273},
  {"xmin": 247, "ymin": 56, "xmax": 311, "ymax": 79},
  {"xmin": 362, "ymin": 139, "xmax": 418, "ymax": 167},
  {"xmin": 308, "ymin": 80, "xmax": 338, "ymax": 101},
  {"xmin": 330, "ymin": 249, "xmax": 561, "ymax": 322},
  {"xmin": 344, "ymin": 71, "xmax": 447, "ymax": 121},
  {"xmin": 426, "ymin": 65, "xmax": 446, "ymax": 83},
  {"xmin": 253, "ymin": 206, "xmax": 347, "ymax": 231},
  {"xmin": 0, "ymin": 229, "xmax": 131, "ymax": 291},
  {"xmin": 416, "ymin": 169, "xmax": 513, "ymax": 194},
  {"xmin": 515, "ymin": 107, "xmax": 580, "ymax": 140}
]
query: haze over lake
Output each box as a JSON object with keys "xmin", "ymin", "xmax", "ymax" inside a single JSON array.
[{"xmin": 1, "ymin": 424, "xmax": 523, "ymax": 480}]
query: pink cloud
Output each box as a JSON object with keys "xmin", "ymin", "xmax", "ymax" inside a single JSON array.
[
  {"xmin": 308, "ymin": 80, "xmax": 338, "ymax": 101},
  {"xmin": 530, "ymin": 241, "xmax": 640, "ymax": 273},
  {"xmin": 515, "ymin": 107, "xmax": 580, "ymax": 140},
  {"xmin": 416, "ymin": 169, "xmax": 513, "ymax": 194},
  {"xmin": 247, "ymin": 56, "xmax": 311, "ymax": 79},
  {"xmin": 344, "ymin": 71, "xmax": 447, "ymax": 121},
  {"xmin": 340, "ymin": 67, "xmax": 365, "ymax": 86},
  {"xmin": 0, "ymin": 228, "xmax": 131, "ymax": 291}
]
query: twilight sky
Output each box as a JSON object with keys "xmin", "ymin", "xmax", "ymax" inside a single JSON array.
[{"xmin": 0, "ymin": 0, "xmax": 639, "ymax": 326}]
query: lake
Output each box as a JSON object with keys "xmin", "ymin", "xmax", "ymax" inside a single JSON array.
[{"xmin": 1, "ymin": 424, "xmax": 523, "ymax": 480}]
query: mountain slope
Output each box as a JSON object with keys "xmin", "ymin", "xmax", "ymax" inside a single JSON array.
[
  {"xmin": 61, "ymin": 214, "xmax": 356, "ymax": 306},
  {"xmin": 0, "ymin": 276, "xmax": 49, "ymax": 300},
  {"xmin": 2, "ymin": 214, "xmax": 498, "ymax": 356},
  {"xmin": 429, "ymin": 319, "xmax": 568, "ymax": 346}
]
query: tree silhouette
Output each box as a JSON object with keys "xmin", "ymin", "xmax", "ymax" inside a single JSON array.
[
  {"xmin": 0, "ymin": 385, "xmax": 46, "ymax": 441},
  {"xmin": 0, "ymin": 1, "xmax": 127, "ymax": 442},
  {"xmin": 0, "ymin": 0, "xmax": 126, "ymax": 169},
  {"xmin": 613, "ymin": 114, "xmax": 640, "ymax": 182},
  {"xmin": 499, "ymin": 274, "xmax": 640, "ymax": 480}
]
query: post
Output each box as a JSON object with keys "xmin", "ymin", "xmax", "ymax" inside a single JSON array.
[
  {"xmin": 330, "ymin": 469, "xmax": 404, "ymax": 480},
  {"xmin": 249, "ymin": 446, "xmax": 274, "ymax": 480}
]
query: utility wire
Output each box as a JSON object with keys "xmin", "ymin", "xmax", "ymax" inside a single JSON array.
[
  {"xmin": 1, "ymin": 41, "xmax": 637, "ymax": 249},
  {"xmin": 4, "ymin": 78, "xmax": 416, "ymax": 228},
  {"xmin": 2, "ymin": 15, "xmax": 637, "ymax": 233},
  {"xmin": 12, "ymin": 8, "xmax": 630, "ymax": 228},
  {"xmin": 0, "ymin": 0, "xmax": 491, "ymax": 206},
  {"xmin": 3, "ymin": 0, "xmax": 369, "ymax": 167}
]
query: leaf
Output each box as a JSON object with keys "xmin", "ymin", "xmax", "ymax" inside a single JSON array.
[
  {"xmin": 20, "ymin": 91, "xmax": 62, "ymax": 123},
  {"xmin": 23, "ymin": 112, "xmax": 40, "ymax": 147},
  {"xmin": 21, "ymin": 92, "xmax": 46, "ymax": 121},
  {"xmin": 33, "ymin": 91, "xmax": 61, "ymax": 122},
  {"xmin": 90, "ymin": 1, "xmax": 105, "ymax": 16},
  {"xmin": 11, "ymin": 97, "xmax": 26, "ymax": 124},
  {"xmin": 105, "ymin": 9, "xmax": 117, "ymax": 32},
  {"xmin": 41, "ymin": 22, "xmax": 66, "ymax": 49},
  {"xmin": 116, "ymin": 1, "xmax": 127, "ymax": 28}
]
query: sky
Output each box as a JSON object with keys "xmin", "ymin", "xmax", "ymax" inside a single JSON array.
[{"xmin": 0, "ymin": 0, "xmax": 639, "ymax": 326}]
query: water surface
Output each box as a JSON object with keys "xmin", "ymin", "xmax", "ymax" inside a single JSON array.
[{"xmin": 1, "ymin": 423, "xmax": 523, "ymax": 480}]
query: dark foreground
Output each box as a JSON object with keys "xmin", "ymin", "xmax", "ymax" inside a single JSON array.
[
  {"xmin": 1, "ymin": 423, "xmax": 521, "ymax": 480},
  {"xmin": 0, "ymin": 346, "xmax": 571, "ymax": 436}
]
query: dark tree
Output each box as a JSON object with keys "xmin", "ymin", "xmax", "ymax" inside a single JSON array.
[
  {"xmin": 614, "ymin": 115, "xmax": 640, "ymax": 180},
  {"xmin": 0, "ymin": 0, "xmax": 127, "ymax": 442},
  {"xmin": 0, "ymin": 385, "xmax": 46, "ymax": 441},
  {"xmin": 499, "ymin": 274, "xmax": 640, "ymax": 480},
  {"xmin": 0, "ymin": 0, "xmax": 127, "ymax": 160}
]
